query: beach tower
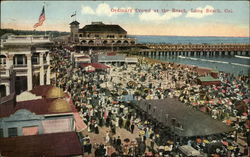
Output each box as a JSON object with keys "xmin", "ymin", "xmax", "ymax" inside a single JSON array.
[{"xmin": 70, "ymin": 21, "xmax": 80, "ymax": 42}]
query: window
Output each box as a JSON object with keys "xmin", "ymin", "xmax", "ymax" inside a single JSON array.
[
  {"xmin": 8, "ymin": 127, "xmax": 18, "ymax": 137},
  {"xmin": 14, "ymin": 55, "xmax": 26, "ymax": 66},
  {"xmin": 0, "ymin": 56, "xmax": 6, "ymax": 65},
  {"xmin": 22, "ymin": 126, "xmax": 38, "ymax": 136},
  {"xmin": 32, "ymin": 55, "xmax": 39, "ymax": 64},
  {"xmin": 0, "ymin": 128, "xmax": 3, "ymax": 137}
]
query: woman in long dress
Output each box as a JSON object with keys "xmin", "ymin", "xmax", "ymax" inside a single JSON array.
[{"xmin": 105, "ymin": 131, "xmax": 110, "ymax": 144}]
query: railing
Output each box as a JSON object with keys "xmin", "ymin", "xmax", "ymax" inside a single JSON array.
[
  {"xmin": 79, "ymin": 37, "xmax": 135, "ymax": 40},
  {"xmin": 3, "ymin": 36, "xmax": 52, "ymax": 44},
  {"xmin": 0, "ymin": 71, "xmax": 6, "ymax": 75},
  {"xmin": 14, "ymin": 64, "xmax": 27, "ymax": 67}
]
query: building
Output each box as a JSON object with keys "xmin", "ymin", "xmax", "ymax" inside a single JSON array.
[
  {"xmin": 197, "ymin": 75, "xmax": 221, "ymax": 86},
  {"xmin": 79, "ymin": 63, "xmax": 110, "ymax": 72},
  {"xmin": 134, "ymin": 99, "xmax": 233, "ymax": 137},
  {"xmin": 69, "ymin": 21, "xmax": 137, "ymax": 52},
  {"xmin": 0, "ymin": 35, "xmax": 53, "ymax": 96},
  {"xmin": 0, "ymin": 85, "xmax": 85, "ymax": 156},
  {"xmin": 72, "ymin": 53, "xmax": 91, "ymax": 67},
  {"xmin": 0, "ymin": 85, "xmax": 86, "ymax": 138},
  {"xmin": 0, "ymin": 132, "xmax": 83, "ymax": 157},
  {"xmin": 96, "ymin": 53, "xmax": 138, "ymax": 64}
]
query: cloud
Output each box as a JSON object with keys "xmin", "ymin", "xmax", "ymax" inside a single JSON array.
[
  {"xmin": 96, "ymin": 3, "xmax": 113, "ymax": 16},
  {"xmin": 81, "ymin": 3, "xmax": 133, "ymax": 17},
  {"xmin": 186, "ymin": 5, "xmax": 215, "ymax": 18},
  {"xmin": 139, "ymin": 11, "xmax": 182, "ymax": 23},
  {"xmin": 81, "ymin": 6, "xmax": 95, "ymax": 15}
]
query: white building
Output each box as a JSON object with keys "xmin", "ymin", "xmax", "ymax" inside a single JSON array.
[{"xmin": 0, "ymin": 35, "xmax": 53, "ymax": 96}]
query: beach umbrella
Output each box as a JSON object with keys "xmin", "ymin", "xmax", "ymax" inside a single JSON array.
[
  {"xmin": 86, "ymin": 105, "xmax": 92, "ymax": 108},
  {"xmin": 244, "ymin": 120, "xmax": 250, "ymax": 129},
  {"xmin": 243, "ymin": 99, "xmax": 250, "ymax": 104},
  {"xmin": 203, "ymin": 139, "xmax": 210, "ymax": 144},
  {"xmin": 159, "ymin": 146, "xmax": 165, "ymax": 150},
  {"xmin": 167, "ymin": 140, "xmax": 174, "ymax": 144},
  {"xmin": 224, "ymin": 119, "xmax": 232, "ymax": 126},
  {"xmin": 122, "ymin": 90, "xmax": 128, "ymax": 95},
  {"xmin": 221, "ymin": 141, "xmax": 228, "ymax": 146},
  {"xmin": 139, "ymin": 130, "xmax": 145, "ymax": 135},
  {"xmin": 200, "ymin": 106, "xmax": 207, "ymax": 113},
  {"xmin": 196, "ymin": 138, "xmax": 202, "ymax": 144},
  {"xmin": 235, "ymin": 101, "xmax": 248, "ymax": 113},
  {"xmin": 242, "ymin": 112, "xmax": 248, "ymax": 116},
  {"xmin": 227, "ymin": 146, "xmax": 234, "ymax": 150}
]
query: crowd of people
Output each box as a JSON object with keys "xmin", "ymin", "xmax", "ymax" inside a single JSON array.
[{"xmin": 50, "ymin": 46, "xmax": 249, "ymax": 157}]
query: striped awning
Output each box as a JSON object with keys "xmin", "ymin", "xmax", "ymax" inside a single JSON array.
[{"xmin": 73, "ymin": 112, "xmax": 87, "ymax": 132}]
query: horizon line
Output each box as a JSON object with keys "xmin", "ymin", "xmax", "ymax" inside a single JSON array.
[{"xmin": 1, "ymin": 28, "xmax": 250, "ymax": 38}]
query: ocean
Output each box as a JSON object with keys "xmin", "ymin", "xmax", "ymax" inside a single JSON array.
[
  {"xmin": 129, "ymin": 35, "xmax": 250, "ymax": 44},
  {"xmin": 129, "ymin": 35, "xmax": 250, "ymax": 75}
]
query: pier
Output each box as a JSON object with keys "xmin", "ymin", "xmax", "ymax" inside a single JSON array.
[{"xmin": 129, "ymin": 44, "xmax": 250, "ymax": 56}]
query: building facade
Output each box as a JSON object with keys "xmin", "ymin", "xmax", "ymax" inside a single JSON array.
[
  {"xmin": 0, "ymin": 35, "xmax": 53, "ymax": 96},
  {"xmin": 70, "ymin": 21, "xmax": 136, "ymax": 45}
]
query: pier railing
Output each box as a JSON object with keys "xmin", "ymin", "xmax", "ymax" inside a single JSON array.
[{"xmin": 132, "ymin": 44, "xmax": 250, "ymax": 56}]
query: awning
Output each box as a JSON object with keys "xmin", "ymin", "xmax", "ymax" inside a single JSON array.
[{"xmin": 73, "ymin": 112, "xmax": 87, "ymax": 132}]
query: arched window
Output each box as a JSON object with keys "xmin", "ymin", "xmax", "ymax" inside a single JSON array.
[
  {"xmin": 81, "ymin": 40, "xmax": 87, "ymax": 44},
  {"xmin": 88, "ymin": 40, "xmax": 94, "ymax": 44},
  {"xmin": 123, "ymin": 40, "xmax": 129, "ymax": 44}
]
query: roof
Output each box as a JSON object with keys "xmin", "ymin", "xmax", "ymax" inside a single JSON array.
[
  {"xmin": 0, "ymin": 98, "xmax": 77, "ymax": 118},
  {"xmin": 0, "ymin": 132, "xmax": 83, "ymax": 157},
  {"xmin": 98, "ymin": 54, "xmax": 126, "ymax": 62},
  {"xmin": 16, "ymin": 91, "xmax": 42, "ymax": 102},
  {"xmin": 77, "ymin": 56, "xmax": 90, "ymax": 59},
  {"xmin": 134, "ymin": 99, "xmax": 234, "ymax": 137},
  {"xmin": 69, "ymin": 20, "xmax": 80, "ymax": 25},
  {"xmin": 1, "ymin": 33, "xmax": 15, "ymax": 39},
  {"xmin": 30, "ymin": 85, "xmax": 65, "ymax": 98},
  {"xmin": 48, "ymin": 99, "xmax": 72, "ymax": 113},
  {"xmin": 79, "ymin": 63, "xmax": 110, "ymax": 69},
  {"xmin": 79, "ymin": 23, "xmax": 127, "ymax": 34},
  {"xmin": 179, "ymin": 145, "xmax": 201, "ymax": 156},
  {"xmin": 30, "ymin": 85, "xmax": 53, "ymax": 97},
  {"xmin": 198, "ymin": 76, "xmax": 220, "ymax": 82}
]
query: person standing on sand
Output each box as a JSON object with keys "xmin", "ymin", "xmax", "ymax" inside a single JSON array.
[{"xmin": 131, "ymin": 123, "xmax": 135, "ymax": 134}]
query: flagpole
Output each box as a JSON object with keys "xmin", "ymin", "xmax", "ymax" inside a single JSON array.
[
  {"xmin": 75, "ymin": 11, "xmax": 76, "ymax": 21},
  {"xmin": 44, "ymin": 2, "xmax": 46, "ymax": 37}
]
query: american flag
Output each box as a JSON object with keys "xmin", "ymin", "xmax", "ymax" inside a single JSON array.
[{"xmin": 33, "ymin": 6, "xmax": 45, "ymax": 28}]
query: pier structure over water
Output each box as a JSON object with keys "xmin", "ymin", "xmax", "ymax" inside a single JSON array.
[{"xmin": 133, "ymin": 44, "xmax": 250, "ymax": 56}]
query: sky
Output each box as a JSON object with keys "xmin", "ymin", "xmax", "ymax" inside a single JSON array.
[{"xmin": 1, "ymin": 1, "xmax": 249, "ymax": 37}]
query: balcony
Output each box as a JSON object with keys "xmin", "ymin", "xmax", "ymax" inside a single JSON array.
[{"xmin": 2, "ymin": 35, "xmax": 53, "ymax": 46}]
